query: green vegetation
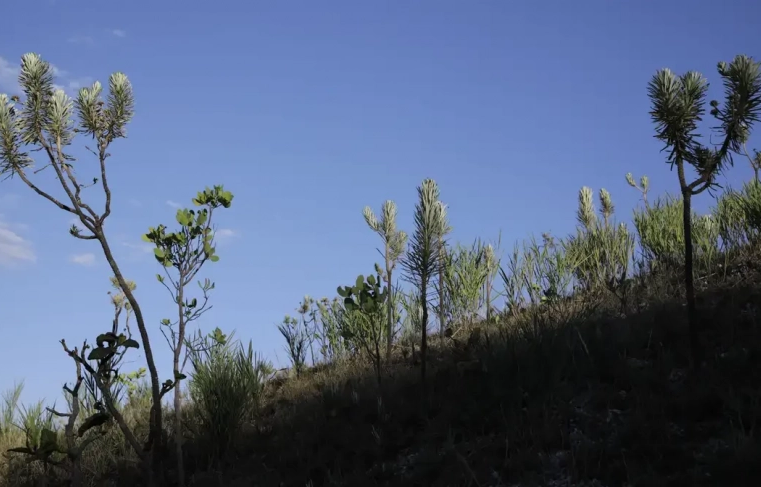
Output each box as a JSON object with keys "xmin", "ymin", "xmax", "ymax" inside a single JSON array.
[{"xmin": 1, "ymin": 52, "xmax": 761, "ymax": 486}]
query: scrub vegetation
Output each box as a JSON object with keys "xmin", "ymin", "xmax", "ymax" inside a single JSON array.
[{"xmin": 1, "ymin": 53, "xmax": 761, "ymax": 486}]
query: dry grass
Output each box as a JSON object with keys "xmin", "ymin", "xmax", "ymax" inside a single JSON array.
[{"xmin": 3, "ymin": 256, "xmax": 761, "ymax": 487}]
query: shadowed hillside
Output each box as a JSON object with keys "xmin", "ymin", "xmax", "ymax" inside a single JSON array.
[{"xmin": 2, "ymin": 53, "xmax": 761, "ymax": 487}]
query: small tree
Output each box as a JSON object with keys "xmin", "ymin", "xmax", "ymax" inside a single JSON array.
[
  {"xmin": 142, "ymin": 185, "xmax": 233, "ymax": 487},
  {"xmin": 0, "ymin": 53, "xmax": 166, "ymax": 482},
  {"xmin": 363, "ymin": 201, "xmax": 408, "ymax": 360},
  {"xmin": 401, "ymin": 179, "xmax": 448, "ymax": 387},
  {"xmin": 647, "ymin": 54, "xmax": 761, "ymax": 367}
]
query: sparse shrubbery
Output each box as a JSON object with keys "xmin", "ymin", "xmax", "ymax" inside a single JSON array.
[{"xmin": 2, "ymin": 52, "xmax": 761, "ymax": 486}]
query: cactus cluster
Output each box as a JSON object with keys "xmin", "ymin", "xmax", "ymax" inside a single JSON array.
[{"xmin": 337, "ymin": 274, "xmax": 388, "ymax": 315}]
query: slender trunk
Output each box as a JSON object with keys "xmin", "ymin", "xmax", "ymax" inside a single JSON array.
[
  {"xmin": 375, "ymin": 328, "xmax": 382, "ymax": 386},
  {"xmin": 96, "ymin": 232, "xmax": 161, "ymax": 483},
  {"xmin": 682, "ymin": 190, "xmax": 701, "ymax": 369},
  {"xmin": 386, "ymin": 265, "xmax": 393, "ymax": 361},
  {"xmin": 485, "ymin": 273, "xmax": 492, "ymax": 322},
  {"xmin": 420, "ymin": 283, "xmax": 428, "ymax": 387},
  {"xmin": 174, "ymin": 281, "xmax": 186, "ymax": 487},
  {"xmin": 438, "ymin": 240, "xmax": 445, "ymax": 339}
]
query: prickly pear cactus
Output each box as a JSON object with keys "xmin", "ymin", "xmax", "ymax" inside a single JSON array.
[{"xmin": 337, "ymin": 273, "xmax": 388, "ymax": 315}]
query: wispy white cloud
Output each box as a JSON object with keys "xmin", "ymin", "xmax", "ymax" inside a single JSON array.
[
  {"xmin": 213, "ymin": 228, "xmax": 238, "ymax": 243},
  {"xmin": 0, "ymin": 56, "xmax": 20, "ymax": 94},
  {"xmin": 67, "ymin": 35, "xmax": 94, "ymax": 45},
  {"xmin": 0, "ymin": 215, "xmax": 35, "ymax": 267},
  {"xmin": 122, "ymin": 242, "xmax": 155, "ymax": 261},
  {"xmin": 70, "ymin": 253, "xmax": 96, "ymax": 266},
  {"xmin": 166, "ymin": 200, "xmax": 182, "ymax": 209},
  {"xmin": 112, "ymin": 29, "xmax": 127, "ymax": 38},
  {"xmin": 128, "ymin": 199, "xmax": 142, "ymax": 208}
]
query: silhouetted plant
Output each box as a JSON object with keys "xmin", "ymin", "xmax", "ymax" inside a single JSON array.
[
  {"xmin": 401, "ymin": 179, "xmax": 448, "ymax": 386},
  {"xmin": 647, "ymin": 54, "xmax": 761, "ymax": 367},
  {"xmin": 0, "ymin": 53, "xmax": 168, "ymax": 481}
]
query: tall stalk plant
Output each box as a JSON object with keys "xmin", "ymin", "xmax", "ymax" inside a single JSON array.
[
  {"xmin": 647, "ymin": 54, "xmax": 761, "ymax": 368},
  {"xmin": 363, "ymin": 201, "xmax": 408, "ymax": 360},
  {"xmin": 401, "ymin": 179, "xmax": 448, "ymax": 387}
]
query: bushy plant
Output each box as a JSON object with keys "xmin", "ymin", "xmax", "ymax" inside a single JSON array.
[
  {"xmin": 441, "ymin": 240, "xmax": 490, "ymax": 336},
  {"xmin": 187, "ymin": 328, "xmax": 270, "ymax": 466},
  {"xmin": 634, "ymin": 194, "xmax": 719, "ymax": 276},
  {"xmin": 563, "ymin": 187, "xmax": 635, "ymax": 306}
]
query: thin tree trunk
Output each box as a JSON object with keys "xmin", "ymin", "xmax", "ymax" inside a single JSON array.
[
  {"xmin": 420, "ymin": 284, "xmax": 428, "ymax": 387},
  {"xmin": 682, "ymin": 190, "xmax": 701, "ymax": 369},
  {"xmin": 438, "ymin": 239, "xmax": 446, "ymax": 339},
  {"xmin": 174, "ymin": 282, "xmax": 186, "ymax": 487},
  {"xmin": 485, "ymin": 273, "xmax": 492, "ymax": 322},
  {"xmin": 386, "ymin": 248, "xmax": 393, "ymax": 362},
  {"xmin": 97, "ymin": 233, "xmax": 161, "ymax": 484}
]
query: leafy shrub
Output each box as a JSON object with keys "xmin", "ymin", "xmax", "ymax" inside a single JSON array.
[
  {"xmin": 187, "ymin": 328, "xmax": 271, "ymax": 465},
  {"xmin": 634, "ymin": 194, "xmax": 719, "ymax": 275}
]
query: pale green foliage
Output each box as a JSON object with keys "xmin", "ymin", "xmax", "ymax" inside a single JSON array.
[
  {"xmin": 563, "ymin": 187, "xmax": 635, "ymax": 293},
  {"xmin": 730, "ymin": 180, "xmax": 761, "ymax": 242},
  {"xmin": 363, "ymin": 200, "xmax": 408, "ymax": 360},
  {"xmin": 0, "ymin": 53, "xmax": 135, "ymax": 177},
  {"xmin": 398, "ymin": 290, "xmax": 423, "ymax": 344},
  {"xmin": 402, "ymin": 179, "xmax": 448, "ymax": 299},
  {"xmin": 316, "ymin": 297, "xmax": 349, "ymax": 362},
  {"xmin": 634, "ymin": 194, "xmax": 719, "ymax": 274},
  {"xmin": 522, "ymin": 234, "xmax": 577, "ymax": 306},
  {"xmin": 0, "ymin": 383, "xmax": 24, "ymax": 439},
  {"xmin": 14, "ymin": 400, "xmax": 57, "ymax": 453},
  {"xmin": 401, "ymin": 178, "xmax": 449, "ymax": 381},
  {"xmin": 363, "ymin": 201, "xmax": 408, "ymax": 264},
  {"xmin": 442, "ymin": 240, "xmax": 490, "ymax": 334}
]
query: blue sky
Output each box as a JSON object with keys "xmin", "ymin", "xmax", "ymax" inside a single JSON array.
[{"xmin": 1, "ymin": 0, "xmax": 760, "ymax": 406}]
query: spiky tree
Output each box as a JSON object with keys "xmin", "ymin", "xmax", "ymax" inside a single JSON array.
[
  {"xmin": 363, "ymin": 201, "xmax": 408, "ymax": 360},
  {"xmin": 0, "ymin": 53, "xmax": 165, "ymax": 481},
  {"xmin": 647, "ymin": 55, "xmax": 761, "ymax": 368},
  {"xmin": 401, "ymin": 179, "xmax": 448, "ymax": 386}
]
